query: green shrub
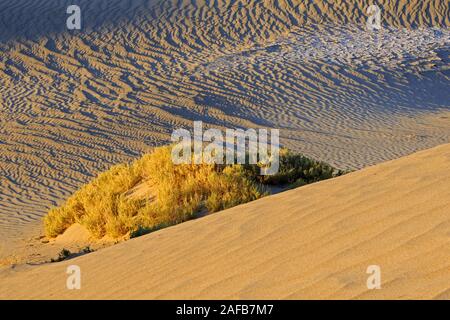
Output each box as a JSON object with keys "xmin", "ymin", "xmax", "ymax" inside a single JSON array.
[
  {"xmin": 256, "ymin": 148, "xmax": 344, "ymax": 185},
  {"xmin": 44, "ymin": 145, "xmax": 345, "ymax": 239}
]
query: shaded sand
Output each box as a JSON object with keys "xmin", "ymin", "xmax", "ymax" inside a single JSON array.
[
  {"xmin": 0, "ymin": 1, "xmax": 449, "ymax": 257},
  {"xmin": 1, "ymin": 144, "xmax": 449, "ymax": 300},
  {"xmin": 0, "ymin": 223, "xmax": 116, "ymax": 267}
]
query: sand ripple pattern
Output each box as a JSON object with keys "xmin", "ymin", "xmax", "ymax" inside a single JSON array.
[
  {"xmin": 1, "ymin": 143, "xmax": 450, "ymax": 299},
  {"xmin": 0, "ymin": 0, "xmax": 449, "ymax": 246}
]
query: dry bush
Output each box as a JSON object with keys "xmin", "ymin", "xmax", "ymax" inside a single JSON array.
[{"xmin": 44, "ymin": 145, "xmax": 344, "ymax": 239}]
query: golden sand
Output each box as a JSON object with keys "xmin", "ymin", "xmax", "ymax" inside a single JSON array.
[
  {"xmin": 0, "ymin": 0, "xmax": 449, "ymax": 298},
  {"xmin": 1, "ymin": 144, "xmax": 449, "ymax": 299}
]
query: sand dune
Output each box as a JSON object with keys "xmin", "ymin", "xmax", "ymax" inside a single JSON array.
[
  {"xmin": 0, "ymin": 1, "xmax": 449, "ymax": 261},
  {"xmin": 1, "ymin": 144, "xmax": 449, "ymax": 299}
]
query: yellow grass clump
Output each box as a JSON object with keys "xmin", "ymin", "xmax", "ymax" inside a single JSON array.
[{"xmin": 44, "ymin": 145, "xmax": 344, "ymax": 239}]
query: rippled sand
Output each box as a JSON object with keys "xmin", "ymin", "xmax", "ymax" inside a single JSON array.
[
  {"xmin": 2, "ymin": 143, "xmax": 450, "ymax": 299},
  {"xmin": 0, "ymin": 0, "xmax": 449, "ymax": 256}
]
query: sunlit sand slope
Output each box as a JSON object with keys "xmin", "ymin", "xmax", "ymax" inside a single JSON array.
[
  {"xmin": 1, "ymin": 144, "xmax": 449, "ymax": 299},
  {"xmin": 0, "ymin": 0, "xmax": 449, "ymax": 252}
]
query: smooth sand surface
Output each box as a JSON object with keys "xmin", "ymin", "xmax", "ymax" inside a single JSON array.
[
  {"xmin": 1, "ymin": 144, "xmax": 449, "ymax": 300},
  {"xmin": 0, "ymin": 0, "xmax": 449, "ymax": 263}
]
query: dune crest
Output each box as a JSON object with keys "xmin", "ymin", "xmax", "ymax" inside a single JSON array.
[
  {"xmin": 1, "ymin": 144, "xmax": 449, "ymax": 299},
  {"xmin": 0, "ymin": 0, "xmax": 449, "ymax": 261}
]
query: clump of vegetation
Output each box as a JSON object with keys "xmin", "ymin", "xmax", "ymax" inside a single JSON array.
[
  {"xmin": 49, "ymin": 247, "xmax": 94, "ymax": 263},
  {"xmin": 51, "ymin": 249, "xmax": 72, "ymax": 263},
  {"xmin": 44, "ymin": 145, "xmax": 345, "ymax": 240},
  {"xmin": 81, "ymin": 246, "xmax": 94, "ymax": 254},
  {"xmin": 256, "ymin": 148, "xmax": 344, "ymax": 186}
]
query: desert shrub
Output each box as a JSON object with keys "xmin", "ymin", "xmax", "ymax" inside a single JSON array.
[
  {"xmin": 255, "ymin": 148, "xmax": 345, "ymax": 185},
  {"xmin": 132, "ymin": 148, "xmax": 265, "ymax": 235},
  {"xmin": 51, "ymin": 249, "xmax": 72, "ymax": 262},
  {"xmin": 44, "ymin": 145, "xmax": 344, "ymax": 239}
]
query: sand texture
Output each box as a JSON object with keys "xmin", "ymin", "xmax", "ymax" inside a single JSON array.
[
  {"xmin": 1, "ymin": 143, "xmax": 450, "ymax": 299},
  {"xmin": 0, "ymin": 0, "xmax": 449, "ymax": 269}
]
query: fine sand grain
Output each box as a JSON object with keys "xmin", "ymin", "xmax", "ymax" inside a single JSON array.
[
  {"xmin": 1, "ymin": 144, "xmax": 449, "ymax": 299},
  {"xmin": 0, "ymin": 1, "xmax": 449, "ymax": 260}
]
